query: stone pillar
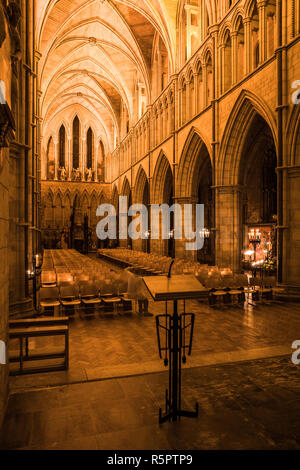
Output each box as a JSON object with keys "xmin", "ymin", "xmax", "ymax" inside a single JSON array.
[
  {"xmin": 94, "ymin": 137, "xmax": 98, "ymax": 182},
  {"xmin": 174, "ymin": 197, "xmax": 198, "ymax": 261},
  {"xmin": 202, "ymin": 64, "xmax": 207, "ymax": 107},
  {"xmin": 81, "ymin": 136, "xmax": 86, "ymax": 181},
  {"xmin": 219, "ymin": 44, "xmax": 225, "ymax": 94},
  {"xmin": 54, "ymin": 138, "xmax": 58, "ymax": 180},
  {"xmin": 231, "ymin": 31, "xmax": 238, "ymax": 84},
  {"xmin": 186, "ymin": 80, "xmax": 190, "ymax": 122},
  {"xmin": 9, "ymin": 141, "xmax": 33, "ymax": 317},
  {"xmin": 258, "ymin": 1, "xmax": 267, "ymax": 63},
  {"xmin": 194, "ymin": 73, "xmax": 199, "ymax": 114},
  {"xmin": 67, "ymin": 136, "xmax": 72, "ymax": 180},
  {"xmin": 184, "ymin": 5, "xmax": 192, "ymax": 60},
  {"xmin": 215, "ymin": 185, "xmax": 243, "ymax": 272},
  {"xmin": 278, "ymin": 166, "xmax": 300, "ymax": 300},
  {"xmin": 0, "ymin": 145, "xmax": 9, "ymax": 428},
  {"xmin": 243, "ymin": 17, "xmax": 251, "ymax": 74}
]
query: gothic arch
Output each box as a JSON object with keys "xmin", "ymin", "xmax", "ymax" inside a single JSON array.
[
  {"xmin": 151, "ymin": 151, "xmax": 173, "ymax": 204},
  {"xmin": 177, "ymin": 127, "xmax": 212, "ymax": 199},
  {"xmin": 120, "ymin": 177, "xmax": 131, "ymax": 198},
  {"xmin": 134, "ymin": 166, "xmax": 149, "ymax": 204},
  {"xmin": 286, "ymin": 105, "xmax": 300, "ymax": 166},
  {"xmin": 112, "ymin": 185, "xmax": 119, "ymax": 207},
  {"xmin": 218, "ymin": 90, "xmax": 277, "ymax": 186}
]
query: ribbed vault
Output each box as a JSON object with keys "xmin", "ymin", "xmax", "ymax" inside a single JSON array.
[{"xmin": 36, "ymin": 0, "xmax": 175, "ymax": 157}]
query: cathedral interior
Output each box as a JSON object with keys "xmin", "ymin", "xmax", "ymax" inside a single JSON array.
[{"xmin": 0, "ymin": 0, "xmax": 300, "ymax": 451}]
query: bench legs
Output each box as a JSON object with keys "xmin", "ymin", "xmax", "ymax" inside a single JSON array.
[
  {"xmin": 65, "ymin": 329, "xmax": 69, "ymax": 370},
  {"xmin": 13, "ymin": 332, "xmax": 69, "ymax": 375},
  {"xmin": 19, "ymin": 337, "xmax": 23, "ymax": 374}
]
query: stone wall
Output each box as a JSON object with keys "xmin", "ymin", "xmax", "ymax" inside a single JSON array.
[
  {"xmin": 0, "ymin": 1, "xmax": 12, "ymax": 429},
  {"xmin": 0, "ymin": 146, "xmax": 10, "ymax": 428}
]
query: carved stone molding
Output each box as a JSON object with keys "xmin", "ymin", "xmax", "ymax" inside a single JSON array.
[
  {"xmin": 0, "ymin": 102, "xmax": 15, "ymax": 147},
  {"xmin": 0, "ymin": 101, "xmax": 15, "ymax": 171},
  {"xmin": 0, "ymin": 4, "xmax": 6, "ymax": 48}
]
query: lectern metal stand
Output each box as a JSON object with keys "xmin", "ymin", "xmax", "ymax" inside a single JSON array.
[{"xmin": 143, "ymin": 274, "xmax": 208, "ymax": 424}]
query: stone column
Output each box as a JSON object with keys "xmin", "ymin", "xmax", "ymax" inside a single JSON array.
[
  {"xmin": 219, "ymin": 44, "xmax": 225, "ymax": 94},
  {"xmin": 202, "ymin": 64, "xmax": 207, "ymax": 107},
  {"xmin": 174, "ymin": 196, "xmax": 198, "ymax": 260},
  {"xmin": 184, "ymin": 5, "xmax": 192, "ymax": 60},
  {"xmin": 278, "ymin": 166, "xmax": 300, "ymax": 300},
  {"xmin": 186, "ymin": 80, "xmax": 190, "ymax": 122},
  {"xmin": 231, "ymin": 31, "xmax": 238, "ymax": 84},
  {"xmin": 194, "ymin": 73, "xmax": 199, "ymax": 114},
  {"xmin": 215, "ymin": 185, "xmax": 243, "ymax": 272},
  {"xmin": 81, "ymin": 136, "xmax": 86, "ymax": 181},
  {"xmin": 258, "ymin": 1, "xmax": 267, "ymax": 63},
  {"xmin": 94, "ymin": 137, "xmax": 98, "ymax": 182},
  {"xmin": 67, "ymin": 136, "xmax": 72, "ymax": 180},
  {"xmin": 54, "ymin": 138, "xmax": 58, "ymax": 180},
  {"xmin": 243, "ymin": 17, "xmax": 251, "ymax": 75}
]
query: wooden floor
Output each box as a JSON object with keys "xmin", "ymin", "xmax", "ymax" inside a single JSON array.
[{"xmin": 9, "ymin": 298, "xmax": 300, "ymax": 390}]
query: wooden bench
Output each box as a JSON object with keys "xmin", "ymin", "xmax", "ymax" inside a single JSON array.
[{"xmin": 9, "ymin": 318, "xmax": 69, "ymax": 375}]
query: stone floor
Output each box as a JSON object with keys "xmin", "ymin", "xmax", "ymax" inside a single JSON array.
[
  {"xmin": 4, "ymin": 254, "xmax": 300, "ymax": 449},
  {"xmin": 9, "ymin": 299, "xmax": 300, "ymax": 390},
  {"xmin": 1, "ymin": 355, "xmax": 300, "ymax": 450}
]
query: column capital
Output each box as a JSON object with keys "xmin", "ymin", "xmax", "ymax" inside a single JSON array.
[
  {"xmin": 208, "ymin": 24, "xmax": 219, "ymax": 35},
  {"xmin": 257, "ymin": 0, "xmax": 267, "ymax": 8},
  {"xmin": 243, "ymin": 16, "xmax": 252, "ymax": 25},
  {"xmin": 212, "ymin": 184, "xmax": 244, "ymax": 194}
]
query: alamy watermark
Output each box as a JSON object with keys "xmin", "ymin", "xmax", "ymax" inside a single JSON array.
[
  {"xmin": 0, "ymin": 340, "xmax": 6, "ymax": 365},
  {"xmin": 96, "ymin": 196, "xmax": 206, "ymax": 251},
  {"xmin": 291, "ymin": 340, "xmax": 300, "ymax": 365},
  {"xmin": 0, "ymin": 80, "xmax": 6, "ymax": 104},
  {"xmin": 292, "ymin": 80, "xmax": 300, "ymax": 105}
]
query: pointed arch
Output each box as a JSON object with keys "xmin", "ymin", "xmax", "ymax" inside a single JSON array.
[
  {"xmin": 134, "ymin": 166, "xmax": 149, "ymax": 204},
  {"xmin": 86, "ymin": 126, "xmax": 93, "ymax": 169},
  {"xmin": 287, "ymin": 105, "xmax": 300, "ymax": 166},
  {"xmin": 54, "ymin": 191, "xmax": 63, "ymax": 228},
  {"xmin": 120, "ymin": 177, "xmax": 131, "ymax": 198},
  {"xmin": 72, "ymin": 115, "xmax": 80, "ymax": 169},
  {"xmin": 177, "ymin": 127, "xmax": 212, "ymax": 199},
  {"xmin": 47, "ymin": 136, "xmax": 55, "ymax": 180},
  {"xmin": 112, "ymin": 185, "xmax": 119, "ymax": 207},
  {"xmin": 63, "ymin": 191, "xmax": 72, "ymax": 227},
  {"xmin": 218, "ymin": 90, "xmax": 277, "ymax": 186},
  {"xmin": 151, "ymin": 151, "xmax": 173, "ymax": 204},
  {"xmin": 58, "ymin": 124, "xmax": 66, "ymax": 168}
]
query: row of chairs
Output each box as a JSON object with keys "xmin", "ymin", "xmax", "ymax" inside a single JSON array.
[
  {"xmin": 40, "ymin": 283, "xmax": 132, "ymax": 317},
  {"xmin": 208, "ymin": 275, "xmax": 277, "ymax": 306}
]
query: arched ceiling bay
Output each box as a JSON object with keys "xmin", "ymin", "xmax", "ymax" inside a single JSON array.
[{"xmin": 36, "ymin": 0, "xmax": 175, "ymax": 153}]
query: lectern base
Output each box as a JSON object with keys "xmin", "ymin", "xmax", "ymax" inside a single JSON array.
[{"xmin": 159, "ymin": 403, "xmax": 199, "ymax": 423}]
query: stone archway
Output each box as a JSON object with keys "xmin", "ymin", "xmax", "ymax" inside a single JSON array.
[
  {"xmin": 120, "ymin": 177, "xmax": 132, "ymax": 249},
  {"xmin": 151, "ymin": 152, "xmax": 174, "ymax": 256},
  {"xmin": 217, "ymin": 91, "xmax": 278, "ymax": 273},
  {"xmin": 134, "ymin": 166, "xmax": 150, "ymax": 253},
  {"xmin": 177, "ymin": 128, "xmax": 214, "ymax": 262}
]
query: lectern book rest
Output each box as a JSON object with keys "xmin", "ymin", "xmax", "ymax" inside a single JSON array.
[{"xmin": 142, "ymin": 274, "xmax": 208, "ymax": 302}]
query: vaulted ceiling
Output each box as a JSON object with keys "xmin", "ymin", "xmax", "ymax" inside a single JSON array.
[{"xmin": 36, "ymin": 0, "xmax": 177, "ymax": 153}]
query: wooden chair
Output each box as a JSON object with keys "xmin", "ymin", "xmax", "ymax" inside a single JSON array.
[
  {"xmin": 79, "ymin": 282, "xmax": 102, "ymax": 316},
  {"xmin": 60, "ymin": 284, "xmax": 81, "ymax": 316},
  {"xmin": 39, "ymin": 287, "xmax": 61, "ymax": 316}
]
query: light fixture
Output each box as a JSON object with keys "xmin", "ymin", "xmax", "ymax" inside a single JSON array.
[
  {"xmin": 248, "ymin": 228, "xmax": 261, "ymax": 242},
  {"xmin": 199, "ymin": 228, "xmax": 210, "ymax": 239}
]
